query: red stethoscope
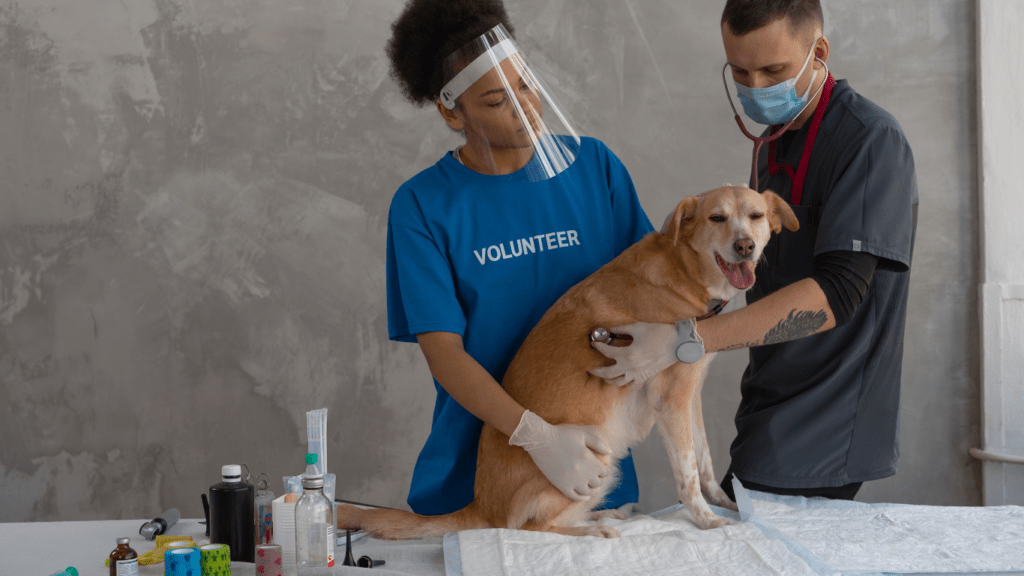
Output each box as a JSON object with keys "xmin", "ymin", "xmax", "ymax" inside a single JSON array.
[{"xmin": 721, "ymin": 60, "xmax": 833, "ymax": 205}]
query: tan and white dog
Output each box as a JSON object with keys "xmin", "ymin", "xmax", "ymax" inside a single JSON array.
[{"xmin": 339, "ymin": 185, "xmax": 798, "ymax": 538}]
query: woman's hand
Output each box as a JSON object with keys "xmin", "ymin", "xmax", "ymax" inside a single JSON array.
[{"xmin": 508, "ymin": 410, "xmax": 612, "ymax": 501}]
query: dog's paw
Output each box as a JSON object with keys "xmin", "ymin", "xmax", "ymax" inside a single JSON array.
[
  {"xmin": 552, "ymin": 524, "xmax": 622, "ymax": 538},
  {"xmin": 588, "ymin": 509, "xmax": 627, "ymax": 522},
  {"xmin": 584, "ymin": 525, "xmax": 621, "ymax": 538},
  {"xmin": 693, "ymin": 511, "xmax": 733, "ymax": 530},
  {"xmin": 705, "ymin": 495, "xmax": 738, "ymax": 512},
  {"xmin": 717, "ymin": 499, "xmax": 739, "ymax": 512},
  {"xmin": 702, "ymin": 482, "xmax": 740, "ymax": 512}
]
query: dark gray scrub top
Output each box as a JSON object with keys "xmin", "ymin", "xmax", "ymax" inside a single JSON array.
[{"xmin": 735, "ymin": 79, "xmax": 919, "ymax": 489}]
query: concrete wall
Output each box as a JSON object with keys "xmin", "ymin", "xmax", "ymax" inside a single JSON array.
[{"xmin": 0, "ymin": 0, "xmax": 979, "ymax": 522}]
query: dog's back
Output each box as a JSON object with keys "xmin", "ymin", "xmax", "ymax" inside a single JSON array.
[
  {"xmin": 337, "ymin": 230, "xmax": 711, "ymax": 538},
  {"xmin": 474, "ymin": 231, "xmax": 712, "ymax": 526},
  {"xmin": 337, "ymin": 187, "xmax": 797, "ymax": 538}
]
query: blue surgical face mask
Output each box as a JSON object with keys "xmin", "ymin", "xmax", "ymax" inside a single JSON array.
[{"xmin": 734, "ymin": 41, "xmax": 819, "ymax": 125}]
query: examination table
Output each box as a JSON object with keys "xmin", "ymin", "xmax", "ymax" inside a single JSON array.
[{"xmin": 4, "ymin": 483, "xmax": 1021, "ymax": 576}]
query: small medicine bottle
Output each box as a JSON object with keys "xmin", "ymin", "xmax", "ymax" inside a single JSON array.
[{"xmin": 108, "ymin": 537, "xmax": 138, "ymax": 576}]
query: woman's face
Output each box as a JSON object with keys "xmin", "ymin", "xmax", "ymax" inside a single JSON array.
[{"xmin": 454, "ymin": 57, "xmax": 545, "ymax": 150}]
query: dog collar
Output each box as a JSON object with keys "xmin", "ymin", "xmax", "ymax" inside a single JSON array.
[{"xmin": 696, "ymin": 299, "xmax": 728, "ymax": 321}]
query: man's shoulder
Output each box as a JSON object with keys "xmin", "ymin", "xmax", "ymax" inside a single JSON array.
[{"xmin": 829, "ymin": 79, "xmax": 908, "ymax": 141}]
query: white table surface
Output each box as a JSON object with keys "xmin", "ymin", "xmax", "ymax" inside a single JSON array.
[
  {"xmin": 5, "ymin": 516, "xmax": 1019, "ymax": 576},
  {"xmin": 0, "ymin": 519, "xmax": 445, "ymax": 576}
]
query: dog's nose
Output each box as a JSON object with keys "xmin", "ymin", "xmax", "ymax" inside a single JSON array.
[{"xmin": 734, "ymin": 238, "xmax": 755, "ymax": 257}]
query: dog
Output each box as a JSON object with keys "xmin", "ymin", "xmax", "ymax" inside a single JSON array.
[{"xmin": 339, "ymin": 185, "xmax": 799, "ymax": 538}]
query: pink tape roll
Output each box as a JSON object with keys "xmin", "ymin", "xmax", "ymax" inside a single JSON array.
[{"xmin": 254, "ymin": 544, "xmax": 282, "ymax": 576}]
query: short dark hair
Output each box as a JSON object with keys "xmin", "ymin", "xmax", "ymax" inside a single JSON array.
[
  {"xmin": 721, "ymin": 0, "xmax": 823, "ymax": 38},
  {"xmin": 385, "ymin": 0, "xmax": 516, "ymax": 107}
]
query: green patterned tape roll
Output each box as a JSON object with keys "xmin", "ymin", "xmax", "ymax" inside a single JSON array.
[{"xmin": 199, "ymin": 544, "xmax": 231, "ymax": 576}]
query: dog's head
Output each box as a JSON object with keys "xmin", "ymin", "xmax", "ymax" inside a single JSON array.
[{"xmin": 661, "ymin": 185, "xmax": 799, "ymax": 298}]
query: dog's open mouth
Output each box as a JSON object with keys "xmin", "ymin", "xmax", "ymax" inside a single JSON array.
[{"xmin": 715, "ymin": 252, "xmax": 756, "ymax": 290}]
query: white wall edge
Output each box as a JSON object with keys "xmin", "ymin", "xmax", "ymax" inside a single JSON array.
[{"xmin": 977, "ymin": 0, "xmax": 1024, "ymax": 507}]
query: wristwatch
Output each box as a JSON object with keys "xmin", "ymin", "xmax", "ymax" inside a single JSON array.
[{"xmin": 674, "ymin": 318, "xmax": 705, "ymax": 363}]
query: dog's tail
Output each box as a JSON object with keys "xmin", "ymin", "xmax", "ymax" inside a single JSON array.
[{"xmin": 336, "ymin": 502, "xmax": 491, "ymax": 540}]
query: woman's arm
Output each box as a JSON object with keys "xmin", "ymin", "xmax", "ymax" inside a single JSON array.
[
  {"xmin": 416, "ymin": 330, "xmax": 614, "ymax": 501},
  {"xmin": 415, "ymin": 331, "xmax": 525, "ymax": 437}
]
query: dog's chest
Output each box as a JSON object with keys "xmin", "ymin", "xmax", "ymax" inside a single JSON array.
[
  {"xmin": 600, "ymin": 351, "xmax": 718, "ymax": 459},
  {"xmin": 601, "ymin": 382, "xmax": 659, "ymax": 458}
]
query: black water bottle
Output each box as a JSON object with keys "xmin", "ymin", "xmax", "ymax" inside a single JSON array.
[{"xmin": 208, "ymin": 464, "xmax": 255, "ymax": 562}]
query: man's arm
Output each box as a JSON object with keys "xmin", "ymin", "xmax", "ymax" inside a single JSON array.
[
  {"xmin": 590, "ymin": 251, "xmax": 877, "ymax": 385},
  {"xmin": 588, "ymin": 280, "xmax": 834, "ymax": 385},
  {"xmin": 699, "ymin": 277, "xmax": 835, "ymax": 353}
]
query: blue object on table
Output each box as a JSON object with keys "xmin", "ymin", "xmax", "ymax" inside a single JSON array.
[{"xmin": 165, "ymin": 547, "xmax": 200, "ymax": 576}]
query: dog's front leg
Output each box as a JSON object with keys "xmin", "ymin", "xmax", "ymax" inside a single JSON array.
[
  {"xmin": 653, "ymin": 362, "xmax": 731, "ymax": 530},
  {"xmin": 691, "ymin": 379, "xmax": 738, "ymax": 512}
]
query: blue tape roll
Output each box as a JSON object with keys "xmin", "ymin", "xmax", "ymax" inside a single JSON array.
[{"xmin": 165, "ymin": 547, "xmax": 200, "ymax": 576}]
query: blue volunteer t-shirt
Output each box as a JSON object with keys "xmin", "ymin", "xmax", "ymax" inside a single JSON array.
[{"xmin": 387, "ymin": 136, "xmax": 653, "ymax": 515}]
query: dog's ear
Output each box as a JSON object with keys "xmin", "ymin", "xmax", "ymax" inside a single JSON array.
[
  {"xmin": 661, "ymin": 195, "xmax": 700, "ymax": 245},
  {"xmin": 762, "ymin": 190, "xmax": 799, "ymax": 234}
]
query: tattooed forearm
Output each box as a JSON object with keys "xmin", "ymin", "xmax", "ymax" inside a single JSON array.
[
  {"xmin": 762, "ymin": 309, "xmax": 828, "ymax": 345},
  {"xmin": 720, "ymin": 341, "xmax": 761, "ymax": 351}
]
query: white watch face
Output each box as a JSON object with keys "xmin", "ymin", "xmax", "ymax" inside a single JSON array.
[{"xmin": 677, "ymin": 341, "xmax": 704, "ymax": 363}]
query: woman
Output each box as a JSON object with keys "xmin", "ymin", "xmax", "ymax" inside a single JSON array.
[{"xmin": 385, "ymin": 0, "xmax": 653, "ymax": 516}]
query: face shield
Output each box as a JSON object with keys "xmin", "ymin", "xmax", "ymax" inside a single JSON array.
[{"xmin": 439, "ymin": 24, "xmax": 581, "ymax": 181}]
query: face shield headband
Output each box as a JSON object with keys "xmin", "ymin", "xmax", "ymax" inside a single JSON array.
[{"xmin": 437, "ymin": 24, "xmax": 581, "ymax": 181}]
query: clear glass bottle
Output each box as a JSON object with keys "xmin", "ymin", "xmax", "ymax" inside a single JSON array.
[
  {"xmin": 108, "ymin": 537, "xmax": 138, "ymax": 576},
  {"xmin": 295, "ymin": 455, "xmax": 335, "ymax": 575}
]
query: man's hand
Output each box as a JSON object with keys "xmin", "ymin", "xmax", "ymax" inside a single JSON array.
[
  {"xmin": 589, "ymin": 319, "xmax": 704, "ymax": 386},
  {"xmin": 509, "ymin": 410, "xmax": 612, "ymax": 501}
]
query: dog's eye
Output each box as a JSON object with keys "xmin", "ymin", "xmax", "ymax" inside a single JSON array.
[
  {"xmin": 709, "ymin": 215, "xmax": 727, "ymax": 223},
  {"xmin": 750, "ymin": 213, "xmax": 764, "ymax": 220}
]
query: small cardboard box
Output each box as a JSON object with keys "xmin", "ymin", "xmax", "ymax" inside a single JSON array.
[{"xmin": 272, "ymin": 495, "xmax": 297, "ymax": 567}]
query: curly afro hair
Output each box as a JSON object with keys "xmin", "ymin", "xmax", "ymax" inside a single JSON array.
[{"xmin": 386, "ymin": 0, "xmax": 516, "ymax": 107}]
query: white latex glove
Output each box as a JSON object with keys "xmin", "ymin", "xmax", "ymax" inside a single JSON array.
[
  {"xmin": 509, "ymin": 410, "xmax": 612, "ymax": 501},
  {"xmin": 589, "ymin": 319, "xmax": 704, "ymax": 386}
]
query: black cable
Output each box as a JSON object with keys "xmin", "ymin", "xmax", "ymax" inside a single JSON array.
[{"xmin": 334, "ymin": 498, "xmax": 399, "ymax": 511}]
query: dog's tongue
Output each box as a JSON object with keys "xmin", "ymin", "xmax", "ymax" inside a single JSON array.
[{"xmin": 726, "ymin": 261, "xmax": 756, "ymax": 289}]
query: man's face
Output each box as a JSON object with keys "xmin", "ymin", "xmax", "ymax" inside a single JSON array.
[{"xmin": 722, "ymin": 17, "xmax": 821, "ymax": 95}]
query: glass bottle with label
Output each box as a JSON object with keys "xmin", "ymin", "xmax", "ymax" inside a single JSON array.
[
  {"xmin": 108, "ymin": 537, "xmax": 138, "ymax": 576},
  {"xmin": 295, "ymin": 454, "xmax": 335, "ymax": 575}
]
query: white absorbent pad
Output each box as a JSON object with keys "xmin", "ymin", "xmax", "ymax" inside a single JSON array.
[
  {"xmin": 443, "ymin": 485, "xmax": 1024, "ymax": 576},
  {"xmin": 749, "ymin": 491, "xmax": 1024, "ymax": 574},
  {"xmin": 444, "ymin": 502, "xmax": 822, "ymax": 576}
]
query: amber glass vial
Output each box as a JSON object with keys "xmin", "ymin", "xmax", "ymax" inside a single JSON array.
[{"xmin": 108, "ymin": 537, "xmax": 138, "ymax": 576}]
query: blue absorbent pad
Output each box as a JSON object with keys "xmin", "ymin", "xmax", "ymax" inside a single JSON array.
[{"xmin": 444, "ymin": 483, "xmax": 1024, "ymax": 576}]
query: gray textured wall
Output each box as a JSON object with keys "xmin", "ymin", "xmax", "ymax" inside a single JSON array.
[{"xmin": 0, "ymin": 0, "xmax": 978, "ymax": 522}]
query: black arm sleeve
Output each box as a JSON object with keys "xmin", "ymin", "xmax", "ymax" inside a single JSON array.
[{"xmin": 809, "ymin": 250, "xmax": 879, "ymax": 327}]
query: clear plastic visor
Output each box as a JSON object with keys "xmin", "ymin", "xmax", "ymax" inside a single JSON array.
[{"xmin": 439, "ymin": 24, "xmax": 580, "ymax": 181}]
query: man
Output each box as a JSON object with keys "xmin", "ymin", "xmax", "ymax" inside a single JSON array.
[{"xmin": 592, "ymin": 0, "xmax": 918, "ymax": 501}]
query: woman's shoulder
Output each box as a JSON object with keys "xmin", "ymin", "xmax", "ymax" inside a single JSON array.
[
  {"xmin": 389, "ymin": 155, "xmax": 453, "ymax": 223},
  {"xmin": 575, "ymin": 136, "xmax": 626, "ymax": 167},
  {"xmin": 402, "ymin": 153, "xmax": 456, "ymax": 189},
  {"xmin": 577, "ymin": 135, "xmax": 607, "ymax": 156}
]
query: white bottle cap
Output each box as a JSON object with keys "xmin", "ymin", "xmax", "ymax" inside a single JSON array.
[{"xmin": 222, "ymin": 465, "xmax": 242, "ymax": 481}]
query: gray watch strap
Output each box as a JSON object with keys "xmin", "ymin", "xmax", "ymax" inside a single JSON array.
[{"xmin": 674, "ymin": 318, "xmax": 705, "ymax": 363}]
